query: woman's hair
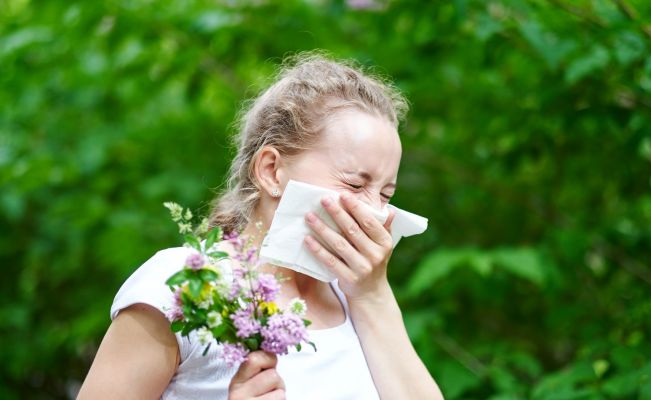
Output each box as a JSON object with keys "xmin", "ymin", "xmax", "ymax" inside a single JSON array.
[{"xmin": 207, "ymin": 51, "xmax": 409, "ymax": 234}]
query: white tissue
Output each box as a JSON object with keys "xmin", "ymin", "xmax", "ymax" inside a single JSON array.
[{"xmin": 259, "ymin": 179, "xmax": 428, "ymax": 282}]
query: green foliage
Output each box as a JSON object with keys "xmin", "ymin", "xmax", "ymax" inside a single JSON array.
[{"xmin": 2, "ymin": 0, "xmax": 650, "ymax": 398}]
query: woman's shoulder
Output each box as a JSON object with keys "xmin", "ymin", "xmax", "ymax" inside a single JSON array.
[
  {"xmin": 110, "ymin": 246, "xmax": 193, "ymax": 321},
  {"xmin": 110, "ymin": 241, "xmax": 236, "ymax": 321}
]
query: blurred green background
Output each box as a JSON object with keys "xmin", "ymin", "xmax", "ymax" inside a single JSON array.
[{"xmin": 2, "ymin": 0, "xmax": 651, "ymax": 398}]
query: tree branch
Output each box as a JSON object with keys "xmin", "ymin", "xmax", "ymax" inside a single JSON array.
[{"xmin": 612, "ymin": 0, "xmax": 651, "ymax": 40}]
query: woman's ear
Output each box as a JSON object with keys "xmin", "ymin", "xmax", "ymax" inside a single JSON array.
[{"xmin": 253, "ymin": 145, "xmax": 285, "ymax": 197}]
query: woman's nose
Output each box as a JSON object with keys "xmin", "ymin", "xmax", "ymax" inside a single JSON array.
[{"xmin": 353, "ymin": 192, "xmax": 384, "ymax": 212}]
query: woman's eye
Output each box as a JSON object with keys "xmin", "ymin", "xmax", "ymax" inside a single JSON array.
[
  {"xmin": 381, "ymin": 193, "xmax": 392, "ymax": 200},
  {"xmin": 346, "ymin": 183, "xmax": 363, "ymax": 189}
]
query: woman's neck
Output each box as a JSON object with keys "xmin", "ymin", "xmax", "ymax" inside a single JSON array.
[{"xmin": 227, "ymin": 219, "xmax": 329, "ymax": 299}]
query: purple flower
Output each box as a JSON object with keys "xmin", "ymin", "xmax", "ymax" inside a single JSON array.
[
  {"xmin": 223, "ymin": 230, "xmax": 245, "ymax": 252},
  {"xmin": 255, "ymin": 273, "xmax": 280, "ymax": 302},
  {"xmin": 165, "ymin": 287, "xmax": 184, "ymax": 321},
  {"xmin": 165, "ymin": 306, "xmax": 183, "ymax": 322},
  {"xmin": 260, "ymin": 313, "xmax": 308, "ymax": 355},
  {"xmin": 234, "ymin": 247, "xmax": 258, "ymax": 265},
  {"xmin": 231, "ymin": 308, "xmax": 261, "ymax": 338},
  {"xmin": 185, "ymin": 252, "xmax": 204, "ymax": 270},
  {"xmin": 222, "ymin": 343, "xmax": 249, "ymax": 367}
]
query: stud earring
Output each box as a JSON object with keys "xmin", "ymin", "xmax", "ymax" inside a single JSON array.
[{"xmin": 271, "ymin": 188, "xmax": 281, "ymax": 197}]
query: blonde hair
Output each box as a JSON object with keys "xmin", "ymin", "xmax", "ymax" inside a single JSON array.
[{"xmin": 208, "ymin": 51, "xmax": 409, "ymax": 234}]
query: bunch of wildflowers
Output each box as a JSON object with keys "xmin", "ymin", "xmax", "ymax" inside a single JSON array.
[{"xmin": 162, "ymin": 202, "xmax": 315, "ymax": 367}]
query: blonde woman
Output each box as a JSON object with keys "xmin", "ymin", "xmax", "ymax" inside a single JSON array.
[{"xmin": 78, "ymin": 52, "xmax": 444, "ymax": 400}]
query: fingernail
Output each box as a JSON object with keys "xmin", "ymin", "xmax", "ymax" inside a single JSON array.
[
  {"xmin": 341, "ymin": 192, "xmax": 351, "ymax": 201},
  {"xmin": 321, "ymin": 196, "xmax": 332, "ymax": 206},
  {"xmin": 305, "ymin": 212, "xmax": 316, "ymax": 223}
]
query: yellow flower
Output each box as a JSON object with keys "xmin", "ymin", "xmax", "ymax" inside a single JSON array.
[
  {"xmin": 259, "ymin": 301, "xmax": 279, "ymax": 315},
  {"xmin": 181, "ymin": 282, "xmax": 214, "ymax": 302}
]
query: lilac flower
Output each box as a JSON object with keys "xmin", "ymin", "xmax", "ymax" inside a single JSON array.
[
  {"xmin": 165, "ymin": 287, "xmax": 184, "ymax": 321},
  {"xmin": 232, "ymin": 308, "xmax": 261, "ymax": 338},
  {"xmin": 232, "ymin": 265, "xmax": 246, "ymax": 280},
  {"xmin": 261, "ymin": 313, "xmax": 309, "ymax": 355},
  {"xmin": 185, "ymin": 252, "xmax": 204, "ymax": 270},
  {"xmin": 233, "ymin": 247, "xmax": 258, "ymax": 265},
  {"xmin": 223, "ymin": 230, "xmax": 245, "ymax": 251},
  {"xmin": 222, "ymin": 343, "xmax": 249, "ymax": 367},
  {"xmin": 255, "ymin": 273, "xmax": 281, "ymax": 302},
  {"xmin": 165, "ymin": 306, "xmax": 183, "ymax": 322}
]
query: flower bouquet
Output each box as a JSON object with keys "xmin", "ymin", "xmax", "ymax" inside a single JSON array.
[{"xmin": 162, "ymin": 202, "xmax": 315, "ymax": 367}]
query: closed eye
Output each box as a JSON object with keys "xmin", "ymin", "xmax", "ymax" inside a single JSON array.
[{"xmin": 346, "ymin": 182, "xmax": 392, "ymax": 201}]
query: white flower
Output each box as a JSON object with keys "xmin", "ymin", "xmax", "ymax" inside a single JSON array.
[
  {"xmin": 197, "ymin": 217, "xmax": 210, "ymax": 236},
  {"xmin": 163, "ymin": 202, "xmax": 184, "ymax": 222},
  {"xmin": 197, "ymin": 299, "xmax": 212, "ymax": 309},
  {"xmin": 177, "ymin": 222, "xmax": 192, "ymax": 234},
  {"xmin": 207, "ymin": 311, "xmax": 223, "ymax": 328},
  {"xmin": 215, "ymin": 281, "xmax": 230, "ymax": 298},
  {"xmin": 287, "ymin": 298, "xmax": 307, "ymax": 317},
  {"xmin": 184, "ymin": 208, "xmax": 193, "ymax": 221},
  {"xmin": 196, "ymin": 326, "xmax": 214, "ymax": 345}
]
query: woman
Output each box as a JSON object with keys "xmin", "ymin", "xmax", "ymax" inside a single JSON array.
[{"xmin": 78, "ymin": 53, "xmax": 444, "ymax": 400}]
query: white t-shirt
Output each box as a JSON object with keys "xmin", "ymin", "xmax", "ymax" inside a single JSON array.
[{"xmin": 110, "ymin": 246, "xmax": 380, "ymax": 400}]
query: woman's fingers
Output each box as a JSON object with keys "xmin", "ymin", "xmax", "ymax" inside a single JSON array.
[
  {"xmin": 228, "ymin": 351, "xmax": 285, "ymax": 399},
  {"xmin": 304, "ymin": 234, "xmax": 357, "ymax": 282},
  {"xmin": 247, "ymin": 368, "xmax": 285, "ymax": 396},
  {"xmin": 319, "ymin": 195, "xmax": 375, "ymax": 254},
  {"xmin": 255, "ymin": 389, "xmax": 287, "ymax": 400},
  {"xmin": 304, "ymin": 208, "xmax": 371, "ymax": 276},
  {"xmin": 339, "ymin": 193, "xmax": 393, "ymax": 250},
  {"xmin": 229, "ymin": 351, "xmax": 278, "ymax": 391},
  {"xmin": 383, "ymin": 208, "xmax": 396, "ymax": 234}
]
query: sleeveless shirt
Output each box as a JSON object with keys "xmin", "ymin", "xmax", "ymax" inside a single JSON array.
[{"xmin": 110, "ymin": 246, "xmax": 380, "ymax": 399}]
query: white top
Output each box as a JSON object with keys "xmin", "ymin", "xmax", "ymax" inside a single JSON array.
[{"xmin": 110, "ymin": 246, "xmax": 380, "ymax": 400}]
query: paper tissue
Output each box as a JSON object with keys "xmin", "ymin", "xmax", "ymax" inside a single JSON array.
[{"xmin": 259, "ymin": 179, "xmax": 428, "ymax": 282}]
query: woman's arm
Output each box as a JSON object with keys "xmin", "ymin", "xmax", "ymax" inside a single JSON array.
[
  {"xmin": 348, "ymin": 284, "xmax": 443, "ymax": 399},
  {"xmin": 77, "ymin": 303, "xmax": 179, "ymax": 400},
  {"xmin": 304, "ymin": 192, "xmax": 444, "ymax": 399}
]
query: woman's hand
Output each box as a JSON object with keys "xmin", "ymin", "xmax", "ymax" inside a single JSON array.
[
  {"xmin": 303, "ymin": 191, "xmax": 396, "ymax": 302},
  {"xmin": 228, "ymin": 351, "xmax": 286, "ymax": 400}
]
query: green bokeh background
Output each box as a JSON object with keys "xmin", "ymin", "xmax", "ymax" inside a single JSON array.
[{"xmin": 2, "ymin": 0, "xmax": 651, "ymax": 398}]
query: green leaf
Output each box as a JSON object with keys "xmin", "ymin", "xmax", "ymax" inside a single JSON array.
[
  {"xmin": 189, "ymin": 276, "xmax": 203, "ymax": 298},
  {"xmin": 202, "ymin": 342, "xmax": 212, "ymax": 356},
  {"xmin": 205, "ymin": 227, "xmax": 221, "ymax": 250},
  {"xmin": 165, "ymin": 269, "xmax": 189, "ymax": 287},
  {"xmin": 208, "ymin": 251, "xmax": 229, "ymax": 259},
  {"xmin": 613, "ymin": 31, "xmax": 645, "ymax": 66},
  {"xmin": 406, "ymin": 247, "xmax": 477, "ymax": 296},
  {"xmin": 592, "ymin": 359, "xmax": 609, "ymax": 379},
  {"xmin": 211, "ymin": 323, "xmax": 227, "ymax": 339},
  {"xmin": 170, "ymin": 320, "xmax": 184, "ymax": 333},
  {"xmin": 296, "ymin": 343, "xmax": 302, "ymax": 352},
  {"xmin": 199, "ymin": 269, "xmax": 219, "ymax": 282},
  {"xmin": 244, "ymin": 337, "xmax": 259, "ymax": 351},
  {"xmin": 184, "ymin": 234, "xmax": 201, "ymax": 251},
  {"xmin": 492, "ymin": 247, "xmax": 547, "ymax": 287},
  {"xmin": 565, "ymin": 45, "xmax": 610, "ymax": 84}
]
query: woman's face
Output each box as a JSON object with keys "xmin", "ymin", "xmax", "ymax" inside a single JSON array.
[{"xmin": 283, "ymin": 109, "xmax": 402, "ymax": 211}]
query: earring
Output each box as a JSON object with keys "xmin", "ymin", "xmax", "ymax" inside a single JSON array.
[{"xmin": 271, "ymin": 188, "xmax": 281, "ymax": 197}]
